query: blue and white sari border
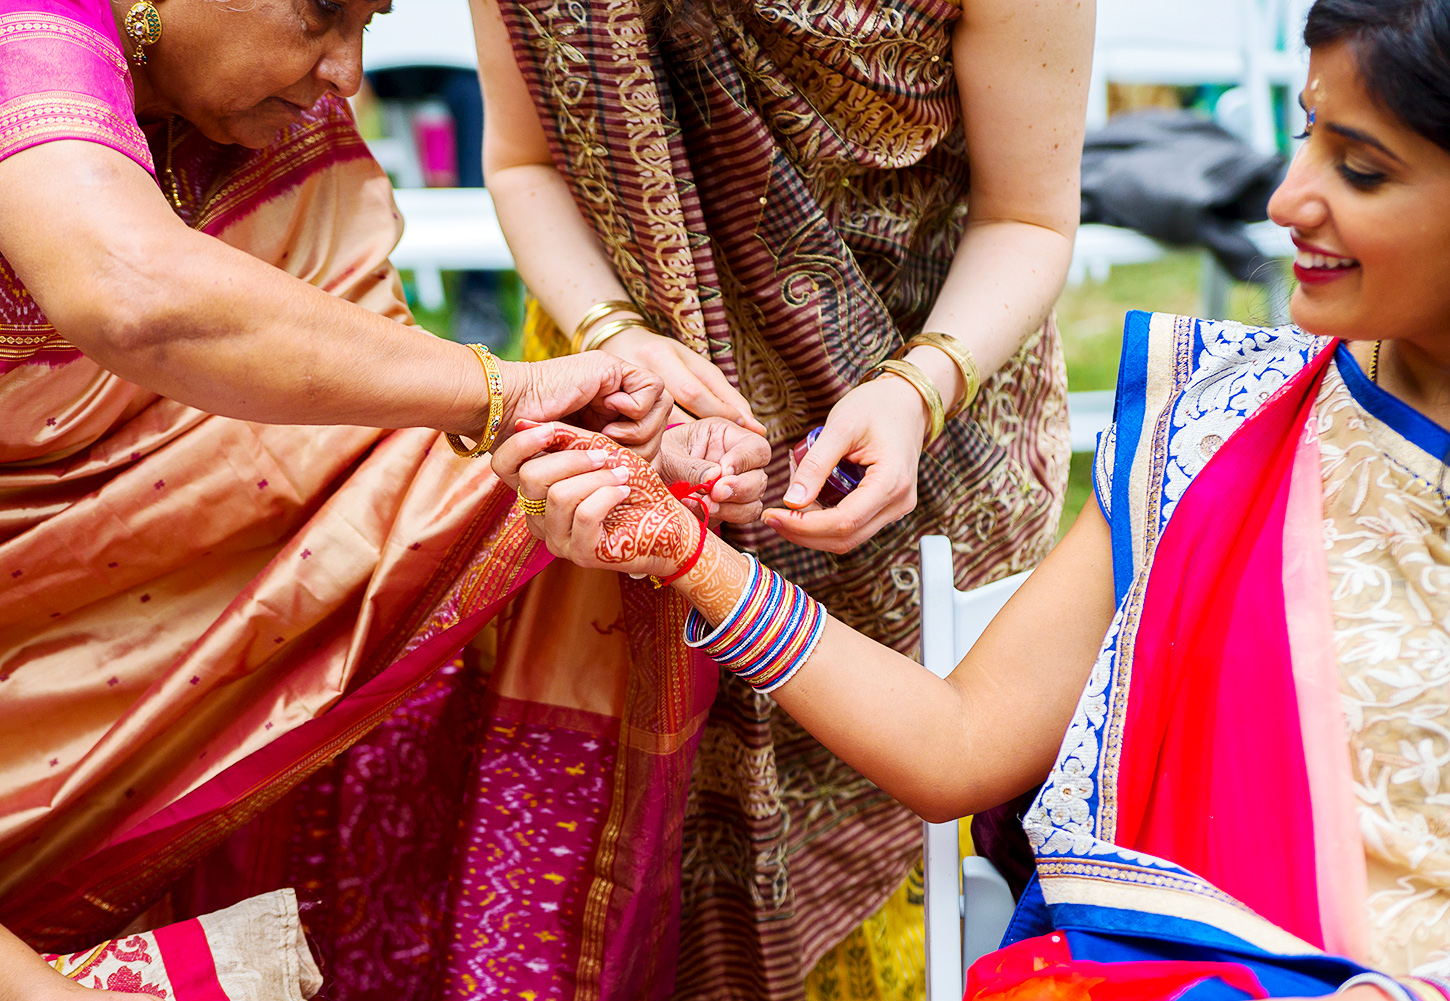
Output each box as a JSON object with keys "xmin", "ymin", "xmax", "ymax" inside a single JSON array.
[{"xmin": 1024, "ymin": 312, "xmax": 1330, "ymax": 962}]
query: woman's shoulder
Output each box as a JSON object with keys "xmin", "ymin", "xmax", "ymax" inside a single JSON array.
[
  {"xmin": 1094, "ymin": 311, "xmax": 1328, "ymax": 598},
  {"xmin": 1107, "ymin": 310, "xmax": 1325, "ymax": 463},
  {"xmin": 0, "ymin": 0, "xmax": 154, "ymax": 173}
]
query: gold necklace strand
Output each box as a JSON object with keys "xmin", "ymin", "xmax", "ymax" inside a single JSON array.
[
  {"xmin": 1369, "ymin": 340, "xmax": 1383, "ymax": 384},
  {"xmin": 163, "ymin": 116, "xmax": 182, "ymax": 211}
]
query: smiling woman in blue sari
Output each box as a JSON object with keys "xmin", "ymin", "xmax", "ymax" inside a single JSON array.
[{"xmin": 492, "ymin": 0, "xmax": 1450, "ymax": 997}]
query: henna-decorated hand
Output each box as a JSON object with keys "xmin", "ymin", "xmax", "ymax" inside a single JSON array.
[
  {"xmin": 491, "ymin": 421, "xmax": 701, "ymax": 577},
  {"xmin": 655, "ymin": 419, "xmax": 771, "ymax": 525}
]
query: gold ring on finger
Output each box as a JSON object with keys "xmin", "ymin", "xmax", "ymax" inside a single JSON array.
[{"xmin": 520, "ymin": 495, "xmax": 548, "ymax": 517}]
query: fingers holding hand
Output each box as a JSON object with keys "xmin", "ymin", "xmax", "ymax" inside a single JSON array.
[
  {"xmin": 711, "ymin": 467, "xmax": 768, "ymax": 524},
  {"xmin": 605, "ymin": 329, "xmax": 763, "ymax": 431},
  {"xmin": 515, "ymin": 447, "xmax": 615, "ymax": 508},
  {"xmin": 531, "ymin": 465, "xmax": 634, "ymax": 561},
  {"xmin": 674, "ymin": 348, "xmax": 764, "ymax": 433},
  {"xmin": 490, "ymin": 421, "xmax": 599, "ymax": 488},
  {"xmin": 597, "ymin": 381, "xmax": 673, "ymax": 454}
]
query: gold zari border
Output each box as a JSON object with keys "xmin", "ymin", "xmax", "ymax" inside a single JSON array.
[
  {"xmin": 0, "ymin": 13, "xmax": 128, "ymax": 75},
  {"xmin": 0, "ymin": 92, "xmax": 152, "ymax": 169}
]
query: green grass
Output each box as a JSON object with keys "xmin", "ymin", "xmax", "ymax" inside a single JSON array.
[{"xmin": 399, "ymin": 269, "xmax": 528, "ymax": 360}]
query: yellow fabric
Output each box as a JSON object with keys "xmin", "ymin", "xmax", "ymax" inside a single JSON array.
[
  {"xmin": 521, "ymin": 297, "xmax": 571, "ymax": 362},
  {"xmin": 806, "ymin": 823, "xmax": 977, "ymax": 1000},
  {"xmin": 806, "ymin": 863, "xmax": 927, "ymax": 1001}
]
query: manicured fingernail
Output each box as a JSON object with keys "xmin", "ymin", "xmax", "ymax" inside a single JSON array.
[
  {"xmin": 618, "ymin": 485, "xmax": 631, "ymax": 497},
  {"xmin": 587, "ymin": 449, "xmax": 610, "ymax": 467},
  {"xmin": 613, "ymin": 467, "xmax": 630, "ymax": 481},
  {"xmin": 784, "ymin": 484, "xmax": 806, "ymax": 504}
]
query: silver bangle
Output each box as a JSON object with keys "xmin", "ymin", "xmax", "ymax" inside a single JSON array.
[{"xmin": 1339, "ymin": 973, "xmax": 1417, "ymax": 1001}]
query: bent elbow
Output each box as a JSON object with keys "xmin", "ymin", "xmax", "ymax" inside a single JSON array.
[
  {"xmin": 67, "ymin": 237, "xmax": 191, "ymax": 362},
  {"xmin": 913, "ymin": 800, "xmax": 969, "ymax": 826}
]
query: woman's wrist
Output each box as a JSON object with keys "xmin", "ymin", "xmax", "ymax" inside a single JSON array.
[
  {"xmin": 904, "ymin": 343, "xmax": 967, "ymax": 419},
  {"xmin": 672, "ymin": 532, "xmax": 752, "ymax": 624},
  {"xmin": 482, "ymin": 357, "xmax": 529, "ymax": 441},
  {"xmin": 863, "ymin": 365, "xmax": 935, "ymax": 447}
]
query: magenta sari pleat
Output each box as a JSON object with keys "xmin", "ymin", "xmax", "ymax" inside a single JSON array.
[{"xmin": 1115, "ymin": 342, "xmax": 1338, "ymax": 948}]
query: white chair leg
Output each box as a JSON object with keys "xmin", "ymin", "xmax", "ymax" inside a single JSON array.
[
  {"xmin": 1200, "ymin": 252, "xmax": 1233, "ymax": 320},
  {"xmin": 412, "ymin": 266, "xmax": 447, "ymax": 311},
  {"xmin": 924, "ymin": 819, "xmax": 963, "ymax": 1001}
]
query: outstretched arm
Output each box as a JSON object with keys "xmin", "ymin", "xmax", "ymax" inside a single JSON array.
[
  {"xmin": 493, "ymin": 424, "xmax": 1115, "ymax": 821},
  {"xmin": 0, "ymin": 141, "xmax": 670, "ymax": 450},
  {"xmin": 0, "ymin": 921, "xmax": 136, "ymax": 1000}
]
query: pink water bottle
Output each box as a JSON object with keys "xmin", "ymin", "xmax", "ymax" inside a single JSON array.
[{"xmin": 412, "ymin": 101, "xmax": 458, "ymax": 188}]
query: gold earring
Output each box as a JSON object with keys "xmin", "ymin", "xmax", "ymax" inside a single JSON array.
[{"xmin": 123, "ymin": 0, "xmax": 162, "ymax": 65}]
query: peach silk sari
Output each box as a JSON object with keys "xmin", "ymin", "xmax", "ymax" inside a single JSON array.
[{"xmin": 0, "ymin": 5, "xmax": 715, "ymax": 998}]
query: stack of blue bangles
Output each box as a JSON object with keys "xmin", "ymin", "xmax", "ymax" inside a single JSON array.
[{"xmin": 683, "ymin": 555, "xmax": 826, "ymax": 693}]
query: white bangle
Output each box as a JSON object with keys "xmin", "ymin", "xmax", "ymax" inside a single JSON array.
[{"xmin": 1339, "ymin": 973, "xmax": 1417, "ymax": 1001}]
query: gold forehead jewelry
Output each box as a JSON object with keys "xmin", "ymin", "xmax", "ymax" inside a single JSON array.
[{"xmin": 123, "ymin": 0, "xmax": 163, "ymax": 65}]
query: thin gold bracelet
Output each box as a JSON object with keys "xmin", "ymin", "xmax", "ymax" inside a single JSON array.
[
  {"xmin": 571, "ymin": 299, "xmax": 637, "ymax": 353},
  {"xmin": 445, "ymin": 344, "xmax": 505, "ymax": 458},
  {"xmin": 903, "ymin": 331, "xmax": 982, "ymax": 421},
  {"xmin": 863, "ymin": 358, "xmax": 946, "ymax": 447},
  {"xmin": 578, "ymin": 315, "xmax": 653, "ymax": 353}
]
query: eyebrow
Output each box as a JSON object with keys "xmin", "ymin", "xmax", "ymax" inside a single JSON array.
[{"xmin": 1299, "ymin": 92, "xmax": 1406, "ymax": 164}]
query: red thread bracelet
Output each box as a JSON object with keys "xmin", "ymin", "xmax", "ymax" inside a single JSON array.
[
  {"xmin": 668, "ymin": 474, "xmax": 720, "ymax": 521},
  {"xmin": 652, "ymin": 515, "xmax": 708, "ymax": 588}
]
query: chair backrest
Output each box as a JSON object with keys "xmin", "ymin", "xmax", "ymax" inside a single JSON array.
[{"xmin": 1087, "ymin": 0, "xmax": 1311, "ymax": 155}]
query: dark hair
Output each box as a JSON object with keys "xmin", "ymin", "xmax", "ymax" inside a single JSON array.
[{"xmin": 1304, "ymin": 0, "xmax": 1450, "ymax": 152}]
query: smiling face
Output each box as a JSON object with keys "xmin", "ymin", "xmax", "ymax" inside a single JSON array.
[
  {"xmin": 1267, "ymin": 41, "xmax": 1450, "ymax": 350},
  {"xmin": 126, "ymin": 0, "xmax": 390, "ymax": 148}
]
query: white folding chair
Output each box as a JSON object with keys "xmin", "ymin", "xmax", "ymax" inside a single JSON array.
[{"xmin": 919, "ymin": 535, "xmax": 1032, "ymax": 1001}]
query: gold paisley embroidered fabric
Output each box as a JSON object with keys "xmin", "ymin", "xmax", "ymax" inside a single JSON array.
[{"xmin": 1318, "ymin": 362, "xmax": 1450, "ymax": 976}]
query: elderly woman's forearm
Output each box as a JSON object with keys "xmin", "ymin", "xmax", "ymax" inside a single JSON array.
[
  {"xmin": 0, "ymin": 141, "xmax": 493, "ymax": 437},
  {"xmin": 0, "ymin": 919, "xmax": 84, "ymax": 1001},
  {"xmin": 88, "ymin": 227, "xmax": 491, "ymax": 434}
]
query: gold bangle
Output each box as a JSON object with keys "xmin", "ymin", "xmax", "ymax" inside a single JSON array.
[
  {"xmin": 904, "ymin": 332, "xmax": 982, "ymax": 421},
  {"xmin": 445, "ymin": 344, "xmax": 505, "ymax": 458},
  {"xmin": 864, "ymin": 358, "xmax": 946, "ymax": 447},
  {"xmin": 579, "ymin": 315, "xmax": 653, "ymax": 353},
  {"xmin": 571, "ymin": 299, "xmax": 636, "ymax": 353}
]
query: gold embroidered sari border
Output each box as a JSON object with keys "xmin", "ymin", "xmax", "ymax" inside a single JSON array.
[
  {"xmin": 0, "ymin": 92, "xmax": 152, "ymax": 169},
  {"xmin": 0, "ymin": 13, "xmax": 129, "ymax": 75}
]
